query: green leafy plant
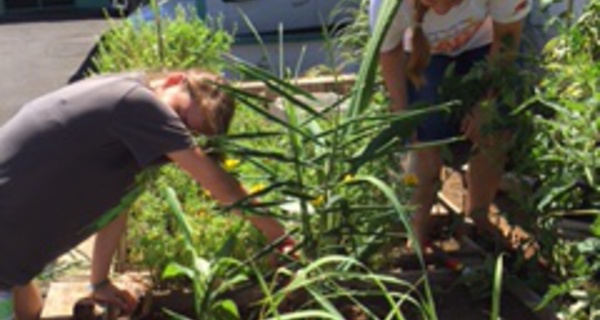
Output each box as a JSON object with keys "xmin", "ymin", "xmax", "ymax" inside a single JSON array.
[
  {"xmin": 93, "ymin": 3, "xmax": 232, "ymax": 73},
  {"xmin": 126, "ymin": 166, "xmax": 267, "ymax": 281},
  {"xmin": 512, "ymin": 1, "xmax": 600, "ymax": 318},
  {"xmin": 540, "ymin": 238, "xmax": 600, "ymax": 320},
  {"xmin": 253, "ymin": 255, "xmax": 433, "ymax": 320},
  {"xmin": 84, "ymin": 0, "xmax": 595, "ymax": 318},
  {"xmin": 331, "ymin": 0, "xmax": 370, "ymax": 72},
  {"xmin": 161, "ymin": 186, "xmax": 248, "ymax": 320},
  {"xmin": 88, "ymin": 0, "xmax": 259, "ymax": 281}
]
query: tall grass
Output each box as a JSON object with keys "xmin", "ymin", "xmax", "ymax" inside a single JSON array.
[
  {"xmin": 88, "ymin": 0, "xmax": 459, "ymax": 318},
  {"xmin": 93, "ymin": 4, "xmax": 232, "ymax": 73}
]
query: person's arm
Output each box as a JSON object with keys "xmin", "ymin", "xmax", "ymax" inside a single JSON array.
[
  {"xmin": 489, "ymin": 19, "xmax": 524, "ymax": 65},
  {"xmin": 463, "ymin": 19, "xmax": 525, "ymax": 142},
  {"xmin": 91, "ymin": 214, "xmax": 126, "ymax": 285},
  {"xmin": 167, "ymin": 147, "xmax": 287, "ymax": 243},
  {"xmin": 379, "ymin": 42, "xmax": 409, "ymax": 113},
  {"xmin": 90, "ymin": 213, "xmax": 138, "ymax": 313}
]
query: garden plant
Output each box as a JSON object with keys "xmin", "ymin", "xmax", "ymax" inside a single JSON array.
[{"xmin": 82, "ymin": 0, "xmax": 600, "ymax": 319}]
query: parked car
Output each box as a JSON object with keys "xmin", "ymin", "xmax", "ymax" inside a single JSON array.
[
  {"xmin": 69, "ymin": 0, "xmax": 357, "ymax": 82},
  {"xmin": 130, "ymin": 0, "xmax": 355, "ymax": 37}
]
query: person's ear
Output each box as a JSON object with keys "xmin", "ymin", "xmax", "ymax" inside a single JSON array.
[{"xmin": 162, "ymin": 72, "xmax": 186, "ymax": 88}]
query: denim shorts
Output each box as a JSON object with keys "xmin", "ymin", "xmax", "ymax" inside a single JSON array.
[{"xmin": 408, "ymin": 45, "xmax": 491, "ymax": 142}]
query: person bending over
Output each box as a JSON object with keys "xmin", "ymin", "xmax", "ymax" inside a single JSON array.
[{"xmin": 0, "ymin": 69, "xmax": 290, "ymax": 319}]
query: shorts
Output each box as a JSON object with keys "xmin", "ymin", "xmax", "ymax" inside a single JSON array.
[
  {"xmin": 0, "ymin": 291, "xmax": 13, "ymax": 320},
  {"xmin": 407, "ymin": 45, "xmax": 491, "ymax": 142}
]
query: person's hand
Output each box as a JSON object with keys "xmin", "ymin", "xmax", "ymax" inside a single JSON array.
[
  {"xmin": 91, "ymin": 280, "xmax": 138, "ymax": 315},
  {"xmin": 462, "ymin": 102, "xmax": 511, "ymax": 151},
  {"xmin": 461, "ymin": 107, "xmax": 483, "ymax": 143},
  {"xmin": 269, "ymin": 236, "xmax": 299, "ymax": 268}
]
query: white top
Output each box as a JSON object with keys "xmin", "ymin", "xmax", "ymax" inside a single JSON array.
[{"xmin": 369, "ymin": 0, "xmax": 531, "ymax": 56}]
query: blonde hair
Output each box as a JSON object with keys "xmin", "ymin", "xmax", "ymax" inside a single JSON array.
[
  {"xmin": 185, "ymin": 70, "xmax": 235, "ymax": 137},
  {"xmin": 406, "ymin": 0, "xmax": 431, "ymax": 89},
  {"xmin": 144, "ymin": 69, "xmax": 235, "ymax": 136},
  {"xmin": 145, "ymin": 69, "xmax": 235, "ymax": 162}
]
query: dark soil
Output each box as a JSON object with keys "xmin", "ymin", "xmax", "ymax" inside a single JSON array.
[{"xmin": 132, "ymin": 276, "xmax": 537, "ymax": 320}]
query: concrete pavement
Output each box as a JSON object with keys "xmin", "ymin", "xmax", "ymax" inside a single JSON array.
[{"xmin": 0, "ymin": 13, "xmax": 109, "ymax": 125}]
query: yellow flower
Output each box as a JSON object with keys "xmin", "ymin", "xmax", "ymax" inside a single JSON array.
[
  {"xmin": 249, "ymin": 183, "xmax": 266, "ymax": 195},
  {"xmin": 402, "ymin": 173, "xmax": 419, "ymax": 187},
  {"xmin": 310, "ymin": 195, "xmax": 325, "ymax": 208},
  {"xmin": 202, "ymin": 189, "xmax": 212, "ymax": 198},
  {"xmin": 224, "ymin": 158, "xmax": 240, "ymax": 171},
  {"xmin": 342, "ymin": 174, "xmax": 354, "ymax": 183},
  {"xmin": 565, "ymin": 85, "xmax": 584, "ymax": 99}
]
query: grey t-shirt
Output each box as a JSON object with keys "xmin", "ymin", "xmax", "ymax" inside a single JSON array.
[{"xmin": 0, "ymin": 74, "xmax": 194, "ymax": 288}]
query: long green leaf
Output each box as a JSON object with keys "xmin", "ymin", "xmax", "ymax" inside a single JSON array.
[
  {"xmin": 346, "ymin": 0, "xmax": 403, "ymax": 129},
  {"xmin": 162, "ymin": 309, "xmax": 195, "ymax": 320},
  {"xmin": 348, "ymin": 106, "xmax": 451, "ymax": 173},
  {"xmin": 490, "ymin": 254, "xmax": 504, "ymax": 320},
  {"xmin": 164, "ymin": 186, "xmax": 194, "ymax": 245},
  {"xmin": 235, "ymin": 10, "xmax": 275, "ymax": 74},
  {"xmin": 306, "ymin": 287, "xmax": 346, "ymax": 319},
  {"xmin": 265, "ymin": 309, "xmax": 343, "ymax": 320},
  {"xmin": 234, "ymin": 94, "xmax": 323, "ymax": 145},
  {"xmin": 351, "ymin": 175, "xmax": 438, "ymax": 320},
  {"xmin": 232, "ymin": 56, "xmax": 325, "ymax": 120}
]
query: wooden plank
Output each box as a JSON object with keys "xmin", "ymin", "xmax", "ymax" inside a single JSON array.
[
  {"xmin": 438, "ymin": 192, "xmax": 463, "ymax": 216},
  {"xmin": 236, "ymin": 74, "xmax": 356, "ymax": 100},
  {"xmin": 41, "ymin": 274, "xmax": 149, "ymax": 320},
  {"xmin": 40, "ymin": 282, "xmax": 101, "ymax": 320}
]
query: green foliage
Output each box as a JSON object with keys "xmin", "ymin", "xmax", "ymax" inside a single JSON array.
[
  {"xmin": 90, "ymin": 2, "xmax": 443, "ymax": 318},
  {"xmin": 83, "ymin": 0, "xmax": 600, "ymax": 318},
  {"xmin": 253, "ymin": 256, "xmax": 431, "ymax": 320},
  {"xmin": 514, "ymin": 2, "xmax": 600, "ymax": 318},
  {"xmin": 541, "ymin": 238, "xmax": 600, "ymax": 320},
  {"xmin": 93, "ymin": 5, "xmax": 232, "ymax": 73},
  {"xmin": 490, "ymin": 254, "xmax": 505, "ymax": 320},
  {"xmin": 522, "ymin": 0, "xmax": 600, "ymax": 216},
  {"xmin": 161, "ymin": 186, "xmax": 249, "ymax": 320},
  {"xmin": 220, "ymin": 53, "xmax": 449, "ymax": 266},
  {"xmin": 126, "ymin": 165, "xmax": 266, "ymax": 281},
  {"xmin": 543, "ymin": 0, "xmax": 600, "ymax": 62},
  {"xmin": 207, "ymin": 9, "xmax": 449, "ymax": 315},
  {"xmin": 331, "ymin": 0, "xmax": 370, "ymax": 72}
]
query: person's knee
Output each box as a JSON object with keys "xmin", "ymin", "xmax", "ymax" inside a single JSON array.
[
  {"xmin": 413, "ymin": 150, "xmax": 442, "ymax": 187},
  {"xmin": 13, "ymin": 282, "xmax": 42, "ymax": 320}
]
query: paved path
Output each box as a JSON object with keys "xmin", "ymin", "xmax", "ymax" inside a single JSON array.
[{"xmin": 0, "ymin": 13, "xmax": 109, "ymax": 125}]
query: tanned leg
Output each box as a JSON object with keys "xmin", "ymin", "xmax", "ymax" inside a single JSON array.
[
  {"xmin": 466, "ymin": 147, "xmax": 506, "ymax": 235},
  {"xmin": 463, "ymin": 105, "xmax": 512, "ymax": 243},
  {"xmin": 13, "ymin": 282, "xmax": 43, "ymax": 320},
  {"xmin": 409, "ymin": 147, "xmax": 443, "ymax": 249}
]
